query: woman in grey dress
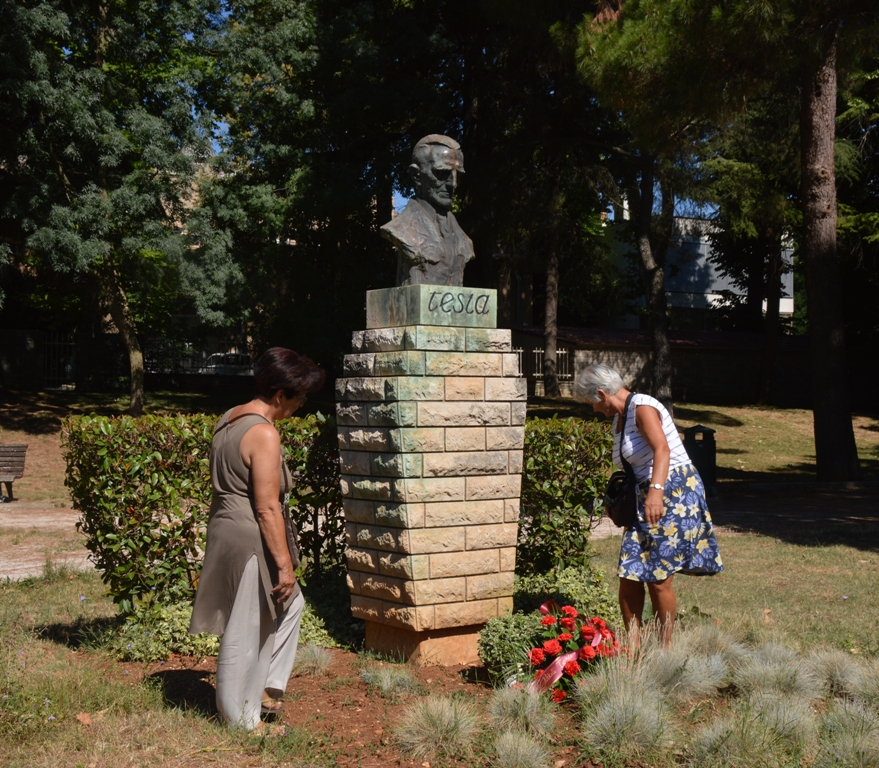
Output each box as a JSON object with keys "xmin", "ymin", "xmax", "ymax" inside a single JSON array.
[{"xmin": 190, "ymin": 347, "xmax": 324, "ymax": 730}]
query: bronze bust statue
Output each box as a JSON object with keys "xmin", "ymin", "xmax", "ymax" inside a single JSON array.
[{"xmin": 381, "ymin": 134, "xmax": 475, "ymax": 287}]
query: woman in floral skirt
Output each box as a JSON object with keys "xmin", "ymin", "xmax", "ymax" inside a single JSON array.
[{"xmin": 576, "ymin": 364, "xmax": 723, "ymax": 648}]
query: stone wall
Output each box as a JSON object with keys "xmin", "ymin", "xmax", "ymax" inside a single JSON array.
[{"xmin": 336, "ymin": 315, "xmax": 525, "ymax": 664}]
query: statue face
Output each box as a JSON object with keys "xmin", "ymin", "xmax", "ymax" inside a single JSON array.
[{"xmin": 411, "ymin": 144, "xmax": 464, "ymax": 213}]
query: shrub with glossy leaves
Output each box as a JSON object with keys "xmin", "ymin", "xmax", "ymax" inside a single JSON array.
[
  {"xmin": 517, "ymin": 417, "xmax": 613, "ymax": 575},
  {"xmin": 63, "ymin": 412, "xmax": 341, "ymax": 615}
]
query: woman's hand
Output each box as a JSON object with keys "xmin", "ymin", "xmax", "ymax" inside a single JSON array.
[
  {"xmin": 644, "ymin": 488, "xmax": 664, "ymax": 525},
  {"xmin": 271, "ymin": 563, "xmax": 297, "ymax": 604}
]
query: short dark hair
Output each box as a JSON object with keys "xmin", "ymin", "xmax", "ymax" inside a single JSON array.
[{"xmin": 253, "ymin": 347, "xmax": 325, "ymax": 400}]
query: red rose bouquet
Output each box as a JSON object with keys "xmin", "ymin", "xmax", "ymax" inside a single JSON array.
[{"xmin": 527, "ymin": 601, "xmax": 620, "ymax": 702}]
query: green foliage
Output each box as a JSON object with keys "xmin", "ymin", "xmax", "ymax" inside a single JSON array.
[
  {"xmin": 517, "ymin": 417, "xmax": 613, "ymax": 576},
  {"xmin": 62, "ymin": 412, "xmax": 342, "ymax": 615},
  {"xmin": 280, "ymin": 412, "xmax": 345, "ymax": 579},
  {"xmin": 109, "ymin": 602, "xmax": 219, "ymax": 662},
  {"xmin": 63, "ymin": 414, "xmax": 215, "ymax": 615},
  {"xmin": 513, "ymin": 566, "xmax": 620, "ymax": 624},
  {"xmin": 477, "ymin": 612, "xmax": 544, "ymax": 685},
  {"xmin": 478, "ymin": 564, "xmax": 620, "ymax": 684}
]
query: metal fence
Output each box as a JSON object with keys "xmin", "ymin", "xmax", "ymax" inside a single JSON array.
[{"xmin": 512, "ymin": 346, "xmax": 575, "ymax": 398}]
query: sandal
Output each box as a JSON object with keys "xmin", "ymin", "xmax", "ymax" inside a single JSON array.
[{"xmin": 261, "ymin": 697, "xmax": 284, "ymax": 715}]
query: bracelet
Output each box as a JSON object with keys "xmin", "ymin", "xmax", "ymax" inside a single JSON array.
[{"xmin": 649, "ymin": 483, "xmax": 664, "ymax": 491}]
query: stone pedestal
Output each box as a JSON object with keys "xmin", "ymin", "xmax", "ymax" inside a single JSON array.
[{"xmin": 336, "ymin": 286, "xmax": 525, "ymax": 665}]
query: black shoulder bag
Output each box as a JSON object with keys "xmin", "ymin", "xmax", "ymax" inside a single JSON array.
[{"xmin": 604, "ymin": 392, "xmax": 638, "ymax": 528}]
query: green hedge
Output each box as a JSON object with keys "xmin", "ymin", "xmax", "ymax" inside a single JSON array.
[
  {"xmin": 62, "ymin": 412, "xmax": 342, "ymax": 615},
  {"xmin": 63, "ymin": 412, "xmax": 613, "ymax": 621},
  {"xmin": 517, "ymin": 416, "xmax": 614, "ymax": 575}
]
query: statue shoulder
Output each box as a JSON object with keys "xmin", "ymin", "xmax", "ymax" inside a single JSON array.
[
  {"xmin": 380, "ymin": 201, "xmax": 442, "ymax": 264},
  {"xmin": 447, "ymin": 212, "xmax": 475, "ymax": 262}
]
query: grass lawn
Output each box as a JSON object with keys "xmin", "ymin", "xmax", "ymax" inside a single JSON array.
[
  {"xmin": 2, "ymin": 390, "xmax": 878, "ymax": 766},
  {"xmin": 590, "ymin": 529, "xmax": 879, "ymax": 656},
  {"xmin": 528, "ymin": 397, "xmax": 879, "ymax": 484}
]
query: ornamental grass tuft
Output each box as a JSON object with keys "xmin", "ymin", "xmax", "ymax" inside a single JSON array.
[
  {"xmin": 691, "ymin": 694, "xmax": 816, "ymax": 767},
  {"xmin": 636, "ymin": 643, "xmax": 729, "ymax": 702},
  {"xmin": 487, "ymin": 686, "xmax": 557, "ymax": 741},
  {"xmin": 850, "ymin": 657, "xmax": 879, "ymax": 711},
  {"xmin": 733, "ymin": 641, "xmax": 821, "ymax": 699},
  {"xmin": 394, "ymin": 695, "xmax": 481, "ymax": 762},
  {"xmin": 494, "ymin": 730, "xmax": 551, "ymax": 768},
  {"xmin": 577, "ymin": 654, "xmax": 674, "ymax": 761},
  {"xmin": 293, "ymin": 643, "xmax": 333, "ymax": 677},
  {"xmin": 806, "ymin": 648, "xmax": 865, "ymax": 700},
  {"xmin": 674, "ymin": 622, "xmax": 748, "ymax": 671},
  {"xmin": 360, "ymin": 663, "xmax": 420, "ymax": 698},
  {"xmin": 817, "ymin": 699, "xmax": 879, "ymax": 768}
]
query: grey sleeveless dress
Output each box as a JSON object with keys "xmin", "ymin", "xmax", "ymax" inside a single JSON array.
[{"xmin": 189, "ymin": 411, "xmax": 299, "ymax": 636}]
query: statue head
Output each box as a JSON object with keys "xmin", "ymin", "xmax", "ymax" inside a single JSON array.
[{"xmin": 409, "ymin": 134, "xmax": 465, "ymax": 213}]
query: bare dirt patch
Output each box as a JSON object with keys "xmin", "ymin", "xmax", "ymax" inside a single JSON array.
[{"xmin": 137, "ymin": 648, "xmax": 587, "ymax": 767}]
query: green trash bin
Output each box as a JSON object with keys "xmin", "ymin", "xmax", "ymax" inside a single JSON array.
[{"xmin": 682, "ymin": 425, "xmax": 717, "ymax": 495}]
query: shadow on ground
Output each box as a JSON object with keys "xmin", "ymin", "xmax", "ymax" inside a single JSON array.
[
  {"xmin": 149, "ymin": 668, "xmax": 218, "ymax": 718},
  {"xmin": 711, "ymin": 487, "xmax": 879, "ymax": 551},
  {"xmin": 35, "ymin": 616, "xmax": 117, "ymax": 649}
]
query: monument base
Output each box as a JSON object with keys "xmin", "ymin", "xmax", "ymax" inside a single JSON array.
[{"xmin": 364, "ymin": 621, "xmax": 481, "ymax": 666}]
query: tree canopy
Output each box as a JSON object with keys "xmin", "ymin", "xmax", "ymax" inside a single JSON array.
[{"xmin": 1, "ymin": 0, "xmax": 877, "ymax": 477}]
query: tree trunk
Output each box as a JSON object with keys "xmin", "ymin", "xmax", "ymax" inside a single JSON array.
[
  {"xmin": 635, "ymin": 156, "xmax": 673, "ymax": 416},
  {"xmin": 543, "ymin": 246, "xmax": 560, "ymax": 398},
  {"xmin": 800, "ymin": 32, "xmax": 860, "ymax": 480},
  {"xmin": 99, "ymin": 261, "xmax": 145, "ymax": 417},
  {"xmin": 744, "ymin": 242, "xmax": 766, "ymax": 334},
  {"xmin": 758, "ymin": 230, "xmax": 781, "ymax": 405},
  {"xmin": 91, "ymin": 0, "xmax": 143, "ymax": 416}
]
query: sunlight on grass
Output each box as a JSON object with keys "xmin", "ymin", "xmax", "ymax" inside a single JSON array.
[{"xmin": 591, "ymin": 532, "xmax": 879, "ymax": 653}]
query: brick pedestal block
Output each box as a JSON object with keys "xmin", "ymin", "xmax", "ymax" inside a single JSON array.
[{"xmin": 337, "ymin": 290, "xmax": 525, "ymax": 665}]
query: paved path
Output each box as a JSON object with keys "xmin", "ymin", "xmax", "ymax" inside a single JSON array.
[{"xmin": 0, "ymin": 502, "xmax": 92, "ymax": 579}]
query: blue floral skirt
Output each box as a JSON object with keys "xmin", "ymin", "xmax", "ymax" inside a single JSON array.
[{"xmin": 618, "ymin": 463, "xmax": 723, "ymax": 583}]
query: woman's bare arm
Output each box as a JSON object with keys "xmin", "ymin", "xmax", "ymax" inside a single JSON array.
[
  {"xmin": 240, "ymin": 422, "xmax": 296, "ymax": 604},
  {"xmin": 636, "ymin": 405, "xmax": 670, "ymax": 525}
]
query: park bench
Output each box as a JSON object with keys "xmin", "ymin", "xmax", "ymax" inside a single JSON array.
[{"xmin": 0, "ymin": 444, "xmax": 27, "ymax": 501}]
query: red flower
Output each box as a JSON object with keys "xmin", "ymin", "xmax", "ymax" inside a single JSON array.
[
  {"xmin": 528, "ymin": 648, "xmax": 545, "ymax": 665},
  {"xmin": 579, "ymin": 645, "xmax": 597, "ymax": 660},
  {"xmin": 591, "ymin": 617, "xmax": 607, "ymax": 629},
  {"xmin": 551, "ymin": 689, "xmax": 567, "ymax": 703},
  {"xmin": 561, "ymin": 606, "xmax": 578, "ymax": 618},
  {"xmin": 596, "ymin": 644, "xmax": 610, "ymax": 656},
  {"xmin": 601, "ymin": 628, "xmax": 612, "ymax": 639},
  {"xmin": 563, "ymin": 660, "xmax": 581, "ymax": 677},
  {"xmin": 543, "ymin": 639, "xmax": 562, "ymax": 655},
  {"xmin": 557, "ymin": 633, "xmax": 574, "ymax": 643},
  {"xmin": 581, "ymin": 626, "xmax": 597, "ymax": 641},
  {"xmin": 534, "ymin": 669, "xmax": 544, "ymax": 680},
  {"xmin": 560, "ymin": 617, "xmax": 576, "ymax": 630},
  {"xmin": 540, "ymin": 615, "xmax": 557, "ymax": 626}
]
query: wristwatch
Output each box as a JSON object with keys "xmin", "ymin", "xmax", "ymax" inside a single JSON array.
[{"xmin": 649, "ymin": 483, "xmax": 664, "ymax": 491}]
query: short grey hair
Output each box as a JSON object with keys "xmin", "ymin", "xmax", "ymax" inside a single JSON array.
[{"xmin": 575, "ymin": 364, "xmax": 625, "ymax": 402}]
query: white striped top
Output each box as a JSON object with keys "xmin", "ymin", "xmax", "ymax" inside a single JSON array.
[{"xmin": 612, "ymin": 394, "xmax": 690, "ymax": 483}]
